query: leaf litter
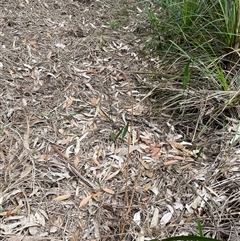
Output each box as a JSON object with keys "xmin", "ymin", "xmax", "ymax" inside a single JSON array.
[{"xmin": 0, "ymin": 0, "xmax": 239, "ymax": 240}]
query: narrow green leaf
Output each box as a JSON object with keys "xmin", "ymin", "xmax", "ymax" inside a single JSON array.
[
  {"xmin": 196, "ymin": 220, "xmax": 203, "ymax": 237},
  {"xmin": 121, "ymin": 122, "xmax": 129, "ymax": 139},
  {"xmin": 115, "ymin": 128, "xmax": 123, "ymax": 140},
  {"xmin": 161, "ymin": 236, "xmax": 222, "ymax": 241},
  {"xmin": 197, "ymin": 147, "xmax": 204, "ymax": 158}
]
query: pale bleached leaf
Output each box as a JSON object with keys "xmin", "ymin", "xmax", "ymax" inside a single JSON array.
[
  {"xmin": 7, "ymin": 236, "xmax": 24, "ymax": 241},
  {"xmin": 160, "ymin": 212, "xmax": 172, "ymax": 225},
  {"xmin": 34, "ymin": 212, "xmax": 45, "ymax": 226},
  {"xmin": 109, "ymin": 154, "xmax": 124, "ymax": 166},
  {"xmin": 174, "ymin": 201, "xmax": 184, "ymax": 210},
  {"xmin": 185, "ymin": 204, "xmax": 193, "ymax": 214},
  {"xmin": 55, "ymin": 42, "xmax": 66, "ymax": 49},
  {"xmin": 7, "ymin": 108, "xmax": 14, "ymax": 118},
  {"xmin": 105, "ymin": 170, "xmax": 120, "ymax": 181},
  {"xmin": 79, "ymin": 132, "xmax": 89, "ymax": 142},
  {"xmin": 22, "ymin": 98, "xmax": 27, "ymax": 107},
  {"xmin": 8, "ymin": 236, "xmax": 53, "ymax": 241},
  {"xmin": 48, "ymin": 171, "xmax": 70, "ymax": 181},
  {"xmin": 180, "ymin": 141, "xmax": 192, "ymax": 146},
  {"xmin": 61, "ymin": 136, "xmax": 73, "ymax": 145},
  {"xmin": 132, "ymin": 129, "xmax": 138, "ymax": 144},
  {"xmin": 37, "ymin": 208, "xmax": 49, "ymax": 220},
  {"xmin": 136, "ymin": 228, "xmax": 145, "ymax": 241},
  {"xmin": 28, "ymin": 226, "xmax": 39, "ymax": 236},
  {"xmin": 74, "ymin": 137, "xmax": 80, "ymax": 155},
  {"xmin": 65, "ymin": 145, "xmax": 73, "ymax": 158},
  {"xmin": 133, "ymin": 211, "xmax": 141, "ymax": 225},
  {"xmin": 191, "ymin": 196, "xmax": 201, "ymax": 209},
  {"xmin": 118, "ymin": 145, "xmax": 140, "ymax": 156},
  {"xmin": 166, "ymin": 204, "xmax": 174, "ymax": 214},
  {"xmin": 49, "ymin": 225, "xmax": 58, "ymax": 233},
  {"xmin": 20, "ymin": 165, "xmax": 32, "ymax": 178},
  {"xmin": 23, "ymin": 133, "xmax": 31, "ymax": 151},
  {"xmin": 150, "ymin": 208, "xmax": 159, "ymax": 228},
  {"xmin": 150, "ymin": 186, "xmax": 159, "ymax": 196}
]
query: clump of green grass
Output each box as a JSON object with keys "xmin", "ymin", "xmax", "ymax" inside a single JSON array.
[
  {"xmin": 141, "ymin": 0, "xmax": 240, "ymax": 87},
  {"xmin": 139, "ymin": 0, "xmax": 240, "ymax": 139}
]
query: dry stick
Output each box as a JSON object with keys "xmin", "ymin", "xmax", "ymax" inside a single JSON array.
[
  {"xmin": 126, "ymin": 168, "xmax": 142, "ymax": 216},
  {"xmin": 118, "ymin": 69, "xmax": 134, "ymax": 240},
  {"xmin": 51, "ymin": 144, "xmax": 97, "ymax": 189}
]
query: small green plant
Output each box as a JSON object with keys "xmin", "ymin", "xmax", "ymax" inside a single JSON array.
[
  {"xmin": 110, "ymin": 122, "xmax": 129, "ymax": 141},
  {"xmin": 98, "ymin": 107, "xmax": 129, "ymax": 141},
  {"xmin": 218, "ymin": 0, "xmax": 240, "ymax": 48},
  {"xmin": 108, "ymin": 21, "xmax": 122, "ymax": 29},
  {"xmin": 149, "ymin": 220, "xmax": 223, "ymax": 241}
]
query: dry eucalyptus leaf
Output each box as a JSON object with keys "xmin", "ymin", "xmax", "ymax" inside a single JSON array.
[
  {"xmin": 137, "ymin": 157, "xmax": 149, "ymax": 169},
  {"xmin": 79, "ymin": 195, "xmax": 92, "ymax": 207},
  {"xmin": 160, "ymin": 212, "xmax": 172, "ymax": 226},
  {"xmin": 102, "ymin": 187, "xmax": 115, "ymax": 194},
  {"xmin": 8, "ymin": 237, "xmax": 56, "ymax": 241},
  {"xmin": 70, "ymin": 230, "xmax": 80, "ymax": 241},
  {"xmin": 133, "ymin": 211, "xmax": 141, "ymax": 225},
  {"xmin": 20, "ymin": 165, "xmax": 33, "ymax": 178},
  {"xmin": 74, "ymin": 137, "xmax": 80, "ymax": 155},
  {"xmin": 150, "ymin": 208, "xmax": 159, "ymax": 228},
  {"xmin": 73, "ymin": 155, "xmax": 79, "ymax": 168},
  {"xmin": 28, "ymin": 226, "xmax": 40, "ymax": 236},
  {"xmin": 53, "ymin": 194, "xmax": 71, "ymax": 202},
  {"xmin": 105, "ymin": 170, "xmax": 120, "ymax": 181},
  {"xmin": 49, "ymin": 226, "xmax": 58, "ymax": 233},
  {"xmin": 7, "ymin": 236, "xmax": 24, "ymax": 241},
  {"xmin": 35, "ymin": 212, "xmax": 45, "ymax": 226}
]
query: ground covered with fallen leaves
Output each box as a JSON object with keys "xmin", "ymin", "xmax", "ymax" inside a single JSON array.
[{"xmin": 0, "ymin": 1, "xmax": 240, "ymax": 241}]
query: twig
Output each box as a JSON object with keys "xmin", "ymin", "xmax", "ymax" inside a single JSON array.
[
  {"xmin": 119, "ymin": 69, "xmax": 133, "ymax": 240},
  {"xmin": 124, "ymin": 115, "xmax": 163, "ymax": 135},
  {"xmin": 51, "ymin": 144, "xmax": 97, "ymax": 189}
]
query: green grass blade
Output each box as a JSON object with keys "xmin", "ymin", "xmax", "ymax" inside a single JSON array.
[
  {"xmin": 110, "ymin": 122, "xmax": 129, "ymax": 141},
  {"xmin": 196, "ymin": 220, "xmax": 203, "ymax": 237},
  {"xmin": 115, "ymin": 128, "xmax": 123, "ymax": 140},
  {"xmin": 197, "ymin": 147, "xmax": 204, "ymax": 158},
  {"xmin": 121, "ymin": 122, "xmax": 129, "ymax": 139},
  {"xmin": 161, "ymin": 236, "xmax": 223, "ymax": 241},
  {"xmin": 149, "ymin": 236, "xmax": 222, "ymax": 241}
]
